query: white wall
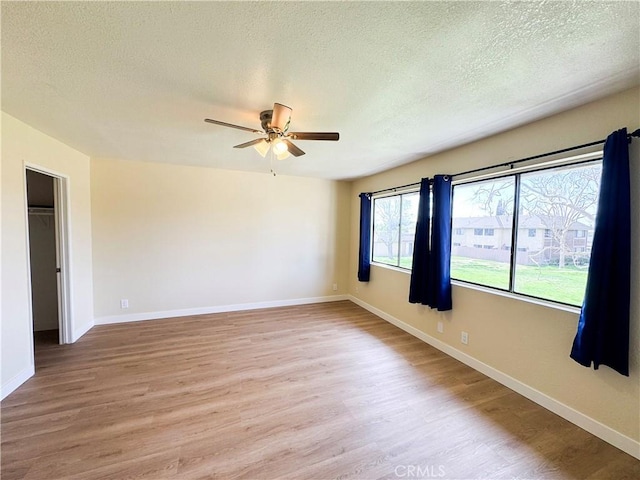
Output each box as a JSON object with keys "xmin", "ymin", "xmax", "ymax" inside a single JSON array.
[
  {"xmin": 349, "ymin": 87, "xmax": 640, "ymax": 455},
  {"xmin": 91, "ymin": 158, "xmax": 350, "ymax": 321},
  {"xmin": 1, "ymin": 112, "xmax": 94, "ymax": 399}
]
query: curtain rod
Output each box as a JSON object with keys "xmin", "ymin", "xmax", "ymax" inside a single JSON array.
[{"xmin": 368, "ymin": 129, "xmax": 640, "ymax": 196}]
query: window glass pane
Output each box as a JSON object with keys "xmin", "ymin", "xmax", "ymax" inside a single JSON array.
[
  {"xmin": 451, "ymin": 178, "xmax": 515, "ymax": 289},
  {"xmin": 514, "ymin": 162, "xmax": 601, "ymax": 306},
  {"xmin": 372, "ymin": 196, "xmax": 401, "ymax": 266},
  {"xmin": 399, "ymin": 192, "xmax": 419, "ymax": 269}
]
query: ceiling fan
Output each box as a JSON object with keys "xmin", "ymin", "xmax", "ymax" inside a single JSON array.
[{"xmin": 204, "ymin": 103, "xmax": 339, "ymax": 160}]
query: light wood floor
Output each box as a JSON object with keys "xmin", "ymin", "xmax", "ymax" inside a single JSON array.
[{"xmin": 2, "ymin": 301, "xmax": 639, "ymax": 479}]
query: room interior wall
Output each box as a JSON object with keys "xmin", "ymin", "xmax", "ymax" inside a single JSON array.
[
  {"xmin": 1, "ymin": 112, "xmax": 94, "ymax": 399},
  {"xmin": 348, "ymin": 87, "xmax": 640, "ymax": 452},
  {"xmin": 90, "ymin": 158, "xmax": 350, "ymax": 321}
]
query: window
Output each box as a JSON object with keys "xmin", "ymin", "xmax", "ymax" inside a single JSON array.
[
  {"xmin": 452, "ymin": 177, "xmax": 515, "ymax": 290},
  {"xmin": 372, "ymin": 191, "xmax": 419, "ymax": 269},
  {"xmin": 451, "ymin": 160, "xmax": 602, "ymax": 306},
  {"xmin": 484, "ymin": 228, "xmax": 494, "ymax": 236},
  {"xmin": 454, "ymin": 228, "xmax": 464, "ymax": 235}
]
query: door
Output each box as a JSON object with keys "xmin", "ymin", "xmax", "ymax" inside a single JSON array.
[{"xmin": 26, "ymin": 168, "xmax": 72, "ymax": 347}]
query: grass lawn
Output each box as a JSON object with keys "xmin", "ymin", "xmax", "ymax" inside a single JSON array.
[
  {"xmin": 451, "ymin": 256, "xmax": 587, "ymax": 306},
  {"xmin": 372, "ymin": 255, "xmax": 587, "ymax": 306}
]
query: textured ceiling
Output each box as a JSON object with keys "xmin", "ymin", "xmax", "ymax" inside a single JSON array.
[{"xmin": 2, "ymin": 1, "xmax": 639, "ymax": 180}]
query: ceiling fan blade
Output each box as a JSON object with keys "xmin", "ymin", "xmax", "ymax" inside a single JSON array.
[
  {"xmin": 288, "ymin": 132, "xmax": 339, "ymax": 141},
  {"xmin": 204, "ymin": 118, "xmax": 263, "ymax": 134},
  {"xmin": 233, "ymin": 138, "xmax": 267, "ymax": 149},
  {"xmin": 271, "ymin": 103, "xmax": 292, "ymax": 132},
  {"xmin": 283, "ymin": 139, "xmax": 305, "ymax": 157}
]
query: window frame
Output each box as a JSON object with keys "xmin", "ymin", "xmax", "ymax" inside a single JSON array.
[
  {"xmin": 450, "ymin": 156, "xmax": 603, "ymax": 308},
  {"xmin": 370, "ymin": 188, "xmax": 420, "ymax": 271}
]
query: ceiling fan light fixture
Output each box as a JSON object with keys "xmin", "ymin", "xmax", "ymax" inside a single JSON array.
[
  {"xmin": 272, "ymin": 138, "xmax": 288, "ymax": 155},
  {"xmin": 271, "ymin": 103, "xmax": 292, "ymax": 132},
  {"xmin": 204, "ymin": 102, "xmax": 339, "ymax": 161},
  {"xmin": 253, "ymin": 139, "xmax": 270, "ymax": 157}
]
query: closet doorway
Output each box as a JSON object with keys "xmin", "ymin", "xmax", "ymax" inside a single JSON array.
[{"xmin": 25, "ymin": 168, "xmax": 72, "ymax": 362}]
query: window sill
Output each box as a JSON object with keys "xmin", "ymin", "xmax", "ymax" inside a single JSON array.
[
  {"xmin": 451, "ymin": 280, "xmax": 581, "ymax": 315},
  {"xmin": 371, "ymin": 262, "xmax": 412, "ymax": 275}
]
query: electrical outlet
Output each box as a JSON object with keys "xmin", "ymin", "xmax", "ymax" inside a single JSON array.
[
  {"xmin": 332, "ymin": 283, "xmax": 338, "ymax": 291},
  {"xmin": 120, "ymin": 299, "xmax": 129, "ymax": 309},
  {"xmin": 461, "ymin": 331, "xmax": 469, "ymax": 345},
  {"xmin": 437, "ymin": 321, "xmax": 444, "ymax": 333}
]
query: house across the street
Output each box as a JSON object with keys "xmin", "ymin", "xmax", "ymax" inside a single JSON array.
[{"xmin": 452, "ymin": 215, "xmax": 592, "ymax": 266}]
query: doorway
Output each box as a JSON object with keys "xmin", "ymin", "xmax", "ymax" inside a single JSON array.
[{"xmin": 25, "ymin": 168, "xmax": 71, "ymax": 360}]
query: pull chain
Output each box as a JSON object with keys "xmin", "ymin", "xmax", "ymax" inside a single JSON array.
[{"xmin": 270, "ymin": 146, "xmax": 277, "ymax": 176}]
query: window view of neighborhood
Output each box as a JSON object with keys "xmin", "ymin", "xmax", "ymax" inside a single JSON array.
[
  {"xmin": 451, "ymin": 162, "xmax": 602, "ymax": 306},
  {"xmin": 372, "ymin": 192, "xmax": 419, "ymax": 269},
  {"xmin": 369, "ymin": 161, "xmax": 601, "ymax": 307}
]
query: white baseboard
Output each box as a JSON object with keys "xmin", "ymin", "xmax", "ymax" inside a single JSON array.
[
  {"xmin": 72, "ymin": 320, "xmax": 94, "ymax": 342},
  {"xmin": 1, "ymin": 364, "xmax": 35, "ymax": 401},
  {"xmin": 348, "ymin": 295, "xmax": 640, "ymax": 460},
  {"xmin": 95, "ymin": 295, "xmax": 349, "ymax": 325}
]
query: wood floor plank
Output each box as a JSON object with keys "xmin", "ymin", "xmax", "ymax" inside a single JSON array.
[{"xmin": 1, "ymin": 301, "xmax": 638, "ymax": 479}]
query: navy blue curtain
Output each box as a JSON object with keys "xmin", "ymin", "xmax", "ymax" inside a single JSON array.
[
  {"xmin": 570, "ymin": 128, "xmax": 630, "ymax": 376},
  {"xmin": 409, "ymin": 175, "xmax": 453, "ymax": 311},
  {"xmin": 409, "ymin": 179, "xmax": 432, "ymax": 304},
  {"xmin": 429, "ymin": 175, "xmax": 453, "ymax": 310},
  {"xmin": 358, "ymin": 193, "xmax": 372, "ymax": 282}
]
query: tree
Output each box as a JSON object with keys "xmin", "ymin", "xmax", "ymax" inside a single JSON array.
[
  {"xmin": 519, "ymin": 164, "xmax": 600, "ymax": 268},
  {"xmin": 471, "ymin": 180, "xmax": 514, "ymax": 216},
  {"xmin": 373, "ymin": 194, "xmax": 417, "ymax": 259},
  {"xmin": 469, "ymin": 163, "xmax": 601, "ymax": 269}
]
